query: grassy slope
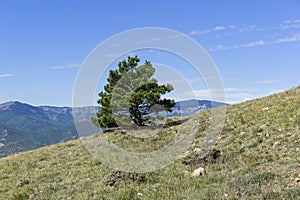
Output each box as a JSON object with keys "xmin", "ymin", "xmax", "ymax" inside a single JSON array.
[{"xmin": 0, "ymin": 86, "xmax": 299, "ymax": 200}]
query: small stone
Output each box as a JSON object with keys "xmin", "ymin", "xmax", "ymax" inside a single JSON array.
[
  {"xmin": 191, "ymin": 167, "xmax": 205, "ymax": 177},
  {"xmin": 266, "ymin": 133, "xmax": 270, "ymax": 137},
  {"xmin": 273, "ymin": 141, "xmax": 280, "ymax": 147},
  {"xmin": 137, "ymin": 192, "xmax": 143, "ymax": 197},
  {"xmin": 262, "ymin": 107, "xmax": 269, "ymax": 111},
  {"xmin": 193, "ymin": 148, "xmax": 201, "ymax": 153},
  {"xmin": 296, "ymin": 178, "xmax": 300, "ymax": 183}
]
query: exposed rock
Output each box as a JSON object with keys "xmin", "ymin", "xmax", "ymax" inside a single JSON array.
[
  {"xmin": 262, "ymin": 107, "xmax": 270, "ymax": 111},
  {"xmin": 192, "ymin": 148, "xmax": 201, "ymax": 153},
  {"xmin": 17, "ymin": 179, "xmax": 30, "ymax": 187},
  {"xmin": 191, "ymin": 167, "xmax": 205, "ymax": 177},
  {"xmin": 182, "ymin": 148, "xmax": 221, "ymax": 167},
  {"xmin": 103, "ymin": 170, "xmax": 146, "ymax": 187},
  {"xmin": 177, "ymin": 150, "xmax": 191, "ymax": 159},
  {"xmin": 273, "ymin": 141, "xmax": 281, "ymax": 147},
  {"xmin": 240, "ymin": 132, "xmax": 246, "ymax": 136},
  {"xmin": 256, "ymin": 132, "xmax": 263, "ymax": 136},
  {"xmin": 137, "ymin": 192, "xmax": 143, "ymax": 197}
]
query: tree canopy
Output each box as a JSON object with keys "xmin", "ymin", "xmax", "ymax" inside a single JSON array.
[{"xmin": 92, "ymin": 56, "xmax": 175, "ymax": 128}]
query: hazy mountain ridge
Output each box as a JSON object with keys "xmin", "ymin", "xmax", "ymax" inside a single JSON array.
[
  {"xmin": 169, "ymin": 99, "xmax": 227, "ymax": 116},
  {"xmin": 0, "ymin": 101, "xmax": 99, "ymax": 158},
  {"xmin": 0, "ymin": 100, "xmax": 226, "ymax": 157}
]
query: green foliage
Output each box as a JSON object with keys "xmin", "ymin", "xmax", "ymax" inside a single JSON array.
[{"xmin": 92, "ymin": 56, "xmax": 175, "ymax": 128}]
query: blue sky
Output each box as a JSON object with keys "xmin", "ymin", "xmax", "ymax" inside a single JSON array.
[{"xmin": 1, "ymin": 0, "xmax": 300, "ymax": 106}]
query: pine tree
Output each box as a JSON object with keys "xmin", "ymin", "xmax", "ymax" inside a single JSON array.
[{"xmin": 92, "ymin": 56, "xmax": 175, "ymax": 128}]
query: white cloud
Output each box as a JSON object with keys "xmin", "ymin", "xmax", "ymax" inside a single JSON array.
[
  {"xmin": 238, "ymin": 24, "xmax": 258, "ymax": 32},
  {"xmin": 225, "ymin": 92, "xmax": 253, "ymax": 104},
  {"xmin": 190, "ymin": 23, "xmax": 262, "ymax": 38},
  {"xmin": 279, "ymin": 19, "xmax": 300, "ymax": 29},
  {"xmin": 256, "ymin": 79, "xmax": 283, "ymax": 84},
  {"xmin": 208, "ymin": 44, "xmax": 230, "ymax": 51},
  {"xmin": 241, "ymin": 40, "xmax": 267, "ymax": 47},
  {"xmin": 280, "ymin": 23, "xmax": 300, "ymax": 29},
  {"xmin": 137, "ymin": 34, "xmax": 182, "ymax": 45},
  {"xmin": 214, "ymin": 26, "xmax": 226, "ymax": 31},
  {"xmin": 49, "ymin": 63, "xmax": 80, "ymax": 70},
  {"xmin": 190, "ymin": 23, "xmax": 259, "ymax": 36},
  {"xmin": 284, "ymin": 19, "xmax": 300, "ymax": 24},
  {"xmin": 158, "ymin": 76, "xmax": 202, "ymax": 85},
  {"xmin": 0, "ymin": 73, "xmax": 14, "ymax": 78},
  {"xmin": 209, "ymin": 32, "xmax": 300, "ymax": 52},
  {"xmin": 268, "ymin": 88, "xmax": 284, "ymax": 95},
  {"xmin": 273, "ymin": 34, "xmax": 300, "ymax": 43},
  {"xmin": 137, "ymin": 37, "xmax": 164, "ymax": 44},
  {"xmin": 193, "ymin": 19, "xmax": 300, "ymax": 52},
  {"xmin": 190, "ymin": 19, "xmax": 300, "ymax": 38},
  {"xmin": 223, "ymin": 88, "xmax": 260, "ymax": 104},
  {"xmin": 190, "ymin": 25, "xmax": 229, "ymax": 36},
  {"xmin": 190, "ymin": 29, "xmax": 211, "ymax": 35}
]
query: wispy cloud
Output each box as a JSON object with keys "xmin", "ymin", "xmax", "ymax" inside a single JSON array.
[
  {"xmin": 190, "ymin": 28, "xmax": 218, "ymax": 36},
  {"xmin": 180, "ymin": 87, "xmax": 259, "ymax": 104},
  {"xmin": 223, "ymin": 88, "xmax": 263, "ymax": 104},
  {"xmin": 190, "ymin": 29, "xmax": 211, "ymax": 36},
  {"xmin": 256, "ymin": 79, "xmax": 284, "ymax": 84},
  {"xmin": 190, "ymin": 23, "xmax": 257, "ymax": 36},
  {"xmin": 279, "ymin": 19, "xmax": 300, "ymax": 29},
  {"xmin": 214, "ymin": 26, "xmax": 226, "ymax": 31},
  {"xmin": 190, "ymin": 19, "xmax": 300, "ymax": 37},
  {"xmin": 241, "ymin": 40, "xmax": 268, "ymax": 48},
  {"xmin": 238, "ymin": 24, "xmax": 259, "ymax": 32},
  {"xmin": 209, "ymin": 32, "xmax": 300, "ymax": 52},
  {"xmin": 0, "ymin": 73, "xmax": 14, "ymax": 78},
  {"xmin": 137, "ymin": 33, "xmax": 181, "ymax": 44},
  {"xmin": 273, "ymin": 34, "xmax": 300, "ymax": 43},
  {"xmin": 208, "ymin": 44, "xmax": 230, "ymax": 51},
  {"xmin": 190, "ymin": 25, "xmax": 230, "ymax": 36},
  {"xmin": 158, "ymin": 76, "xmax": 202, "ymax": 85},
  {"xmin": 268, "ymin": 88, "xmax": 284, "ymax": 95},
  {"xmin": 49, "ymin": 63, "xmax": 80, "ymax": 70}
]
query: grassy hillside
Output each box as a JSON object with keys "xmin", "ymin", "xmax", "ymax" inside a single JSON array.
[{"xmin": 0, "ymin": 86, "xmax": 299, "ymax": 199}]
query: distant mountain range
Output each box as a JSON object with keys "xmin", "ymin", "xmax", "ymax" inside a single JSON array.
[
  {"xmin": 0, "ymin": 100, "xmax": 228, "ymax": 157},
  {"xmin": 169, "ymin": 99, "xmax": 227, "ymax": 117}
]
